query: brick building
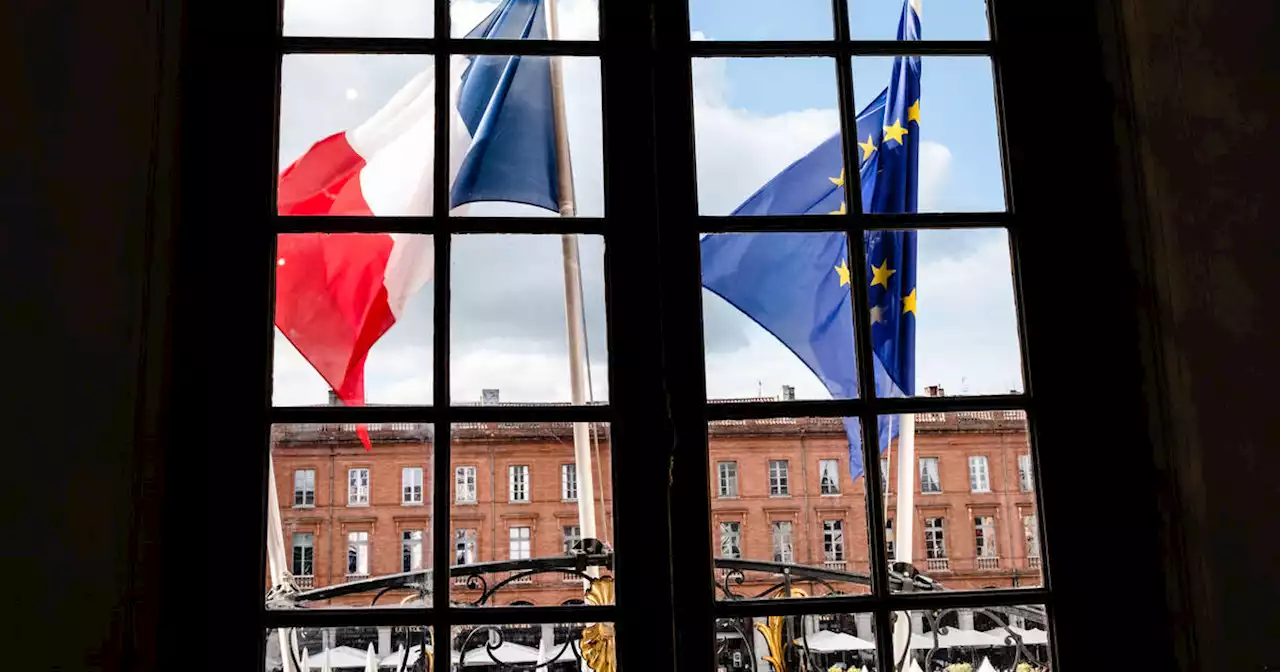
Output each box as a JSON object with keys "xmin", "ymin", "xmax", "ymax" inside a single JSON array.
[{"xmin": 271, "ymin": 394, "xmax": 1041, "ymax": 607}]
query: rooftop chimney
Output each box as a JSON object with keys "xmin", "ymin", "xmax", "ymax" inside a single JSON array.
[
  {"xmin": 327, "ymin": 390, "xmax": 342, "ymax": 406},
  {"xmin": 781, "ymin": 385, "xmax": 796, "ymax": 401},
  {"xmin": 924, "ymin": 385, "xmax": 945, "ymax": 398},
  {"xmin": 482, "ymin": 388, "xmax": 500, "ymax": 405}
]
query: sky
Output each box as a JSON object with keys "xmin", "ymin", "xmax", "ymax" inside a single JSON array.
[{"xmin": 272, "ymin": 0, "xmax": 1024, "ymax": 406}]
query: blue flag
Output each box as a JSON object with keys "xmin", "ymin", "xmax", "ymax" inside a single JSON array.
[
  {"xmin": 701, "ymin": 0, "xmax": 921, "ymax": 482},
  {"xmin": 450, "ymin": 0, "xmax": 561, "ymax": 212}
]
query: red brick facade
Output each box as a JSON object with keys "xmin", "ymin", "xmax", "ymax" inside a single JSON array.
[{"xmin": 271, "ymin": 410, "xmax": 1040, "ymax": 606}]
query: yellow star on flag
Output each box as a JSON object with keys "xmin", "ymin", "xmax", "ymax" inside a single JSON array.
[
  {"xmin": 907, "ymin": 99, "xmax": 920, "ymax": 125},
  {"xmin": 834, "ymin": 259, "xmax": 851, "ymax": 286},
  {"xmin": 858, "ymin": 135, "xmax": 878, "ymax": 161},
  {"xmin": 829, "ymin": 201, "xmax": 847, "ymax": 215},
  {"xmin": 869, "ymin": 304, "xmax": 884, "ymax": 324},
  {"xmin": 902, "ymin": 288, "xmax": 917, "ymax": 315},
  {"xmin": 883, "ymin": 119, "xmax": 909, "ymax": 145},
  {"xmin": 829, "ymin": 170, "xmax": 845, "ymax": 187},
  {"xmin": 869, "ymin": 259, "xmax": 896, "ymax": 288}
]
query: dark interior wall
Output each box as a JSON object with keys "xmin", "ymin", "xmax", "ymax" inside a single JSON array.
[
  {"xmin": 1112, "ymin": 0, "xmax": 1280, "ymax": 669},
  {"xmin": 5, "ymin": 0, "xmax": 176, "ymax": 669}
]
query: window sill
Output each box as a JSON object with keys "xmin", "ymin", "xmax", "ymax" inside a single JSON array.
[
  {"xmin": 293, "ymin": 504, "xmax": 315, "ymax": 509},
  {"xmin": 821, "ymin": 492, "xmax": 841, "ymax": 497},
  {"xmin": 402, "ymin": 501, "xmax": 425, "ymax": 507},
  {"xmin": 769, "ymin": 494, "xmax": 791, "ymax": 498},
  {"xmin": 347, "ymin": 502, "xmax": 370, "ymax": 507},
  {"xmin": 717, "ymin": 494, "xmax": 739, "ymax": 500},
  {"xmin": 971, "ymin": 489, "xmax": 992, "ymax": 494},
  {"xmin": 455, "ymin": 500, "xmax": 478, "ymax": 506},
  {"xmin": 508, "ymin": 500, "xmax": 530, "ymax": 505}
]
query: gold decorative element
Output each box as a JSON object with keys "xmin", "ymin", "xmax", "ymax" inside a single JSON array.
[
  {"xmin": 425, "ymin": 647, "xmax": 433, "ymax": 672},
  {"xmin": 753, "ymin": 588, "xmax": 808, "ymax": 672},
  {"xmin": 581, "ymin": 577, "xmax": 616, "ymax": 672}
]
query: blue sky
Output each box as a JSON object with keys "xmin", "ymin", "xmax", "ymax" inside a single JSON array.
[{"xmin": 273, "ymin": 0, "xmax": 1025, "ymax": 405}]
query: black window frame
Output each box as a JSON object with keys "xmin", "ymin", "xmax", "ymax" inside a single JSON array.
[{"xmin": 167, "ymin": 0, "xmax": 1185, "ymax": 669}]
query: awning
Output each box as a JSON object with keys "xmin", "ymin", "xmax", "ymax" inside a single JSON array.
[
  {"xmin": 304, "ymin": 646, "xmax": 371, "ymax": 669},
  {"xmin": 982, "ymin": 626, "xmax": 1049, "ymax": 645},
  {"xmin": 792, "ymin": 630, "xmax": 876, "ymax": 652}
]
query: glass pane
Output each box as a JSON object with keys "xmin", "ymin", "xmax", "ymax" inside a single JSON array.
[
  {"xmin": 692, "ymin": 58, "xmax": 842, "ymax": 216},
  {"xmin": 448, "ymin": 56, "xmax": 603, "ymax": 218},
  {"xmin": 709, "ymin": 417, "xmax": 872, "ymax": 600},
  {"xmin": 877, "ymin": 411, "xmax": 1042, "ymax": 592},
  {"xmin": 689, "ymin": 0, "xmax": 833, "ymax": 40},
  {"xmin": 702, "ymin": 231, "xmax": 860, "ymax": 402},
  {"xmin": 284, "ymin": 0, "xmax": 433, "ymax": 38},
  {"xmin": 450, "ymin": 422, "xmax": 614, "ymax": 606},
  {"xmin": 897, "ymin": 604, "xmax": 1053, "ymax": 672},
  {"xmin": 267, "ymin": 424, "xmax": 433, "ymax": 607},
  {"xmin": 273, "ymin": 232, "xmax": 435, "ymax": 406},
  {"xmin": 852, "ymin": 56, "xmax": 1005, "ymax": 213},
  {"xmin": 279, "ymin": 55, "xmax": 438, "ymax": 217},
  {"xmin": 451, "ymin": 234, "xmax": 608, "ymax": 403},
  {"xmin": 451, "ymin": 621, "xmax": 614, "ymax": 672},
  {"xmin": 716, "ymin": 612, "xmax": 879, "ymax": 672},
  {"xmin": 866, "ymin": 227, "xmax": 1023, "ymax": 398},
  {"xmin": 849, "ymin": 0, "xmax": 990, "ymax": 41},
  {"xmin": 265, "ymin": 625, "xmax": 433, "ymax": 672},
  {"xmin": 453, "ymin": 0, "xmax": 599, "ymax": 40}
]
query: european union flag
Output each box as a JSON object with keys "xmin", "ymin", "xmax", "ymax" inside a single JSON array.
[
  {"xmin": 701, "ymin": 0, "xmax": 921, "ymax": 481},
  {"xmin": 450, "ymin": 0, "xmax": 561, "ymax": 212}
]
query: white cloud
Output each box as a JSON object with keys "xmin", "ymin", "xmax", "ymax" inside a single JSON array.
[{"xmin": 271, "ymin": 0, "xmax": 1021, "ymax": 407}]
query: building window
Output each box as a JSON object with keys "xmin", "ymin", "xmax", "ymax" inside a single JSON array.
[
  {"xmin": 1019, "ymin": 454, "xmax": 1034, "ymax": 492},
  {"xmin": 561, "ymin": 464, "xmax": 578, "ymax": 501},
  {"xmin": 347, "ymin": 468, "xmax": 369, "ymax": 506},
  {"xmin": 347, "ymin": 531, "xmax": 369, "ymax": 576},
  {"xmin": 719, "ymin": 522, "xmax": 741, "ymax": 559},
  {"xmin": 1024, "ymin": 515, "xmax": 1040, "ymax": 558},
  {"xmin": 456, "ymin": 466, "xmax": 477, "ymax": 503},
  {"xmin": 402, "ymin": 467, "xmax": 423, "ymax": 505},
  {"xmin": 822, "ymin": 520, "xmax": 845, "ymax": 561},
  {"xmin": 771, "ymin": 521, "xmax": 794, "ymax": 563},
  {"xmin": 969, "ymin": 456, "xmax": 991, "ymax": 493},
  {"xmin": 819, "ymin": 459, "xmax": 840, "ymax": 495},
  {"xmin": 509, "ymin": 526, "xmax": 531, "ymax": 560},
  {"xmin": 974, "ymin": 516, "xmax": 997, "ymax": 557},
  {"xmin": 402, "ymin": 530, "xmax": 424, "ymax": 572},
  {"xmin": 563, "ymin": 525, "xmax": 581, "ymax": 555},
  {"xmin": 717, "ymin": 461, "xmax": 738, "ymax": 498},
  {"xmin": 768, "ymin": 460, "xmax": 790, "ymax": 496},
  {"xmin": 293, "ymin": 469, "xmax": 315, "ymax": 507},
  {"xmin": 509, "ymin": 465, "xmax": 530, "ymax": 503},
  {"xmin": 924, "ymin": 518, "xmax": 947, "ymax": 559},
  {"xmin": 885, "ymin": 519, "xmax": 896, "ymax": 560},
  {"xmin": 880, "ymin": 458, "xmax": 889, "ymax": 494},
  {"xmin": 291, "ymin": 532, "xmax": 314, "ymax": 576},
  {"xmin": 455, "ymin": 529, "xmax": 477, "ymax": 565},
  {"xmin": 919, "ymin": 458, "xmax": 941, "ymax": 494}
]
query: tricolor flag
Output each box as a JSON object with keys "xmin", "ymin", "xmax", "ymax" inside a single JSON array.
[{"xmin": 275, "ymin": 0, "xmax": 562, "ymax": 446}]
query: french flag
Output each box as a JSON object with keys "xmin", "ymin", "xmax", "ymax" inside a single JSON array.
[{"xmin": 275, "ymin": 0, "xmax": 560, "ymax": 446}]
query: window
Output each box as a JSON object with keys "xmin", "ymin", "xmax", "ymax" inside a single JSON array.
[
  {"xmin": 291, "ymin": 532, "xmax": 314, "ymax": 576},
  {"xmin": 561, "ymin": 464, "xmax": 578, "ymax": 501},
  {"xmin": 719, "ymin": 522, "xmax": 742, "ymax": 559},
  {"xmin": 925, "ymin": 518, "xmax": 947, "ymax": 560},
  {"xmin": 920, "ymin": 458, "xmax": 941, "ymax": 493},
  {"xmin": 509, "ymin": 526, "xmax": 531, "ymax": 560},
  {"xmin": 508, "ymin": 465, "xmax": 529, "ymax": 503},
  {"xmin": 347, "ymin": 531, "xmax": 369, "ymax": 576},
  {"xmin": 456, "ymin": 466, "xmax": 477, "ymax": 503},
  {"xmin": 969, "ymin": 456, "xmax": 991, "ymax": 492},
  {"xmin": 563, "ymin": 525, "xmax": 581, "ymax": 555},
  {"xmin": 402, "ymin": 530, "xmax": 424, "ymax": 572},
  {"xmin": 717, "ymin": 461, "xmax": 738, "ymax": 498},
  {"xmin": 818, "ymin": 459, "xmax": 840, "ymax": 494},
  {"xmin": 768, "ymin": 460, "xmax": 789, "ymax": 496},
  {"xmin": 974, "ymin": 516, "xmax": 997, "ymax": 558},
  {"xmin": 1024, "ymin": 515, "xmax": 1040, "ymax": 558},
  {"xmin": 771, "ymin": 521, "xmax": 794, "ymax": 563},
  {"xmin": 347, "ymin": 468, "xmax": 369, "ymax": 506},
  {"xmin": 402, "ymin": 467, "xmax": 423, "ymax": 505},
  {"xmin": 455, "ymin": 529, "xmax": 477, "ymax": 566},
  {"xmin": 1019, "ymin": 454, "xmax": 1035, "ymax": 492},
  {"xmin": 822, "ymin": 520, "xmax": 845, "ymax": 561},
  {"xmin": 293, "ymin": 469, "xmax": 315, "ymax": 507},
  {"xmin": 885, "ymin": 519, "xmax": 896, "ymax": 560}
]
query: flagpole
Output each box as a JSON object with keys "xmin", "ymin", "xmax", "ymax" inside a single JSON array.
[
  {"xmin": 545, "ymin": 0, "xmax": 599, "ymax": 579},
  {"xmin": 267, "ymin": 453, "xmax": 297, "ymax": 672}
]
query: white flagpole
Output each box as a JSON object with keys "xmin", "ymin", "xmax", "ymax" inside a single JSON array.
[
  {"xmin": 545, "ymin": 0, "xmax": 600, "ymax": 580},
  {"xmin": 267, "ymin": 453, "xmax": 296, "ymax": 672}
]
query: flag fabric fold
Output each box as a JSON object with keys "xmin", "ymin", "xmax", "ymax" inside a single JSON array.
[
  {"xmin": 275, "ymin": 0, "xmax": 560, "ymax": 447},
  {"xmin": 701, "ymin": 0, "xmax": 921, "ymax": 480}
]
